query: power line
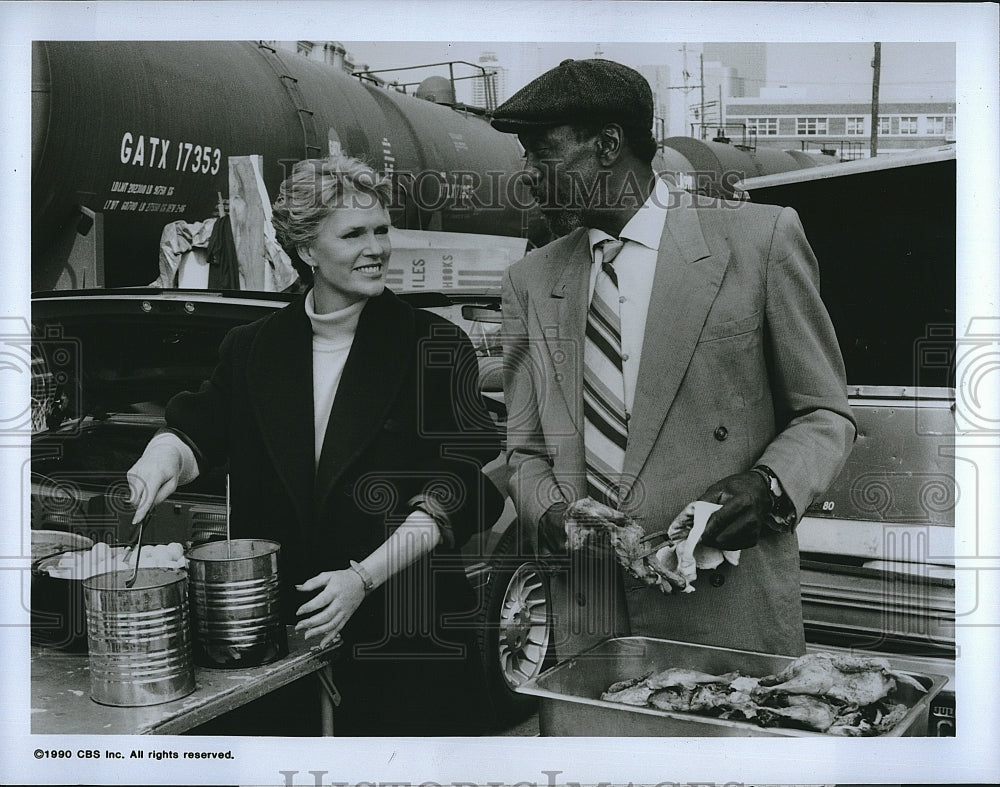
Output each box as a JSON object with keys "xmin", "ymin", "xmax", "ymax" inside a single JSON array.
[{"xmin": 737, "ymin": 77, "xmax": 955, "ymax": 87}]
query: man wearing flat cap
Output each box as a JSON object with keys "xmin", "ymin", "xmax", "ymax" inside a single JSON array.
[{"xmin": 493, "ymin": 59, "xmax": 855, "ymax": 659}]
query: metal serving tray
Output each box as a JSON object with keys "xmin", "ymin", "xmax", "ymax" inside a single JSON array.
[{"xmin": 517, "ymin": 636, "xmax": 947, "ymax": 737}]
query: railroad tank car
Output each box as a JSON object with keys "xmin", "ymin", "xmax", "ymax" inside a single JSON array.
[
  {"xmin": 658, "ymin": 136, "xmax": 821, "ymax": 199},
  {"xmin": 652, "ymin": 145, "xmax": 698, "ymax": 190},
  {"xmin": 32, "ymin": 41, "xmax": 826, "ymax": 291},
  {"xmin": 31, "ymin": 40, "xmax": 534, "ymax": 290}
]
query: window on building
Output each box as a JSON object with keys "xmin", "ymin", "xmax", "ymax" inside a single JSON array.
[
  {"xmin": 796, "ymin": 117, "xmax": 828, "ymax": 135},
  {"xmin": 746, "ymin": 117, "xmax": 778, "ymax": 136},
  {"xmin": 846, "ymin": 116, "xmax": 866, "ymax": 135},
  {"xmin": 878, "ymin": 116, "xmax": 892, "ymax": 135},
  {"xmin": 899, "ymin": 116, "xmax": 918, "ymax": 135},
  {"xmin": 946, "ymin": 116, "xmax": 956, "ymax": 138},
  {"xmin": 925, "ymin": 116, "xmax": 946, "ymax": 135}
]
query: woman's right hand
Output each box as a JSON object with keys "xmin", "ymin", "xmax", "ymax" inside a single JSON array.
[
  {"xmin": 294, "ymin": 569, "xmax": 367, "ymax": 648},
  {"xmin": 126, "ymin": 440, "xmax": 184, "ymax": 524}
]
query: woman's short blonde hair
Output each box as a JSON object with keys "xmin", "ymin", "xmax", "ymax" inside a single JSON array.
[{"xmin": 271, "ymin": 154, "xmax": 392, "ymax": 284}]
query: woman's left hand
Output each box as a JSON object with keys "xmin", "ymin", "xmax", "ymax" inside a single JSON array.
[{"xmin": 294, "ymin": 569, "xmax": 366, "ymax": 648}]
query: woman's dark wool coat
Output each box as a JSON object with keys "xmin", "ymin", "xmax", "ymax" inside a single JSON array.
[{"xmin": 166, "ymin": 289, "xmax": 504, "ymax": 734}]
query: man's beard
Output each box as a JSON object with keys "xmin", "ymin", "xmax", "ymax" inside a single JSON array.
[{"xmin": 540, "ymin": 207, "xmax": 584, "ymax": 238}]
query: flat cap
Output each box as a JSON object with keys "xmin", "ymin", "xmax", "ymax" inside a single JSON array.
[{"xmin": 491, "ymin": 58, "xmax": 653, "ymax": 134}]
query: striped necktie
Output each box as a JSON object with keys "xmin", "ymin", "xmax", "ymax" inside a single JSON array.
[{"xmin": 584, "ymin": 238, "xmax": 627, "ymax": 506}]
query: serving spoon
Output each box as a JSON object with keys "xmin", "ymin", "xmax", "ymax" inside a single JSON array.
[{"xmin": 124, "ymin": 512, "xmax": 150, "ymax": 588}]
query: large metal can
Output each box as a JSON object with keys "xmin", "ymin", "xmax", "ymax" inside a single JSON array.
[
  {"xmin": 186, "ymin": 539, "xmax": 288, "ymax": 668},
  {"xmin": 83, "ymin": 568, "xmax": 195, "ymax": 707}
]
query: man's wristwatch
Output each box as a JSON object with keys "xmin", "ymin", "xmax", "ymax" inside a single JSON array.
[{"xmin": 751, "ymin": 464, "xmax": 795, "ymax": 533}]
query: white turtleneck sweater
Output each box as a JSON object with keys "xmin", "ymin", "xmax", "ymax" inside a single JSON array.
[
  {"xmin": 304, "ymin": 290, "xmax": 365, "ymax": 463},
  {"xmin": 146, "ymin": 291, "xmax": 365, "ymax": 482}
]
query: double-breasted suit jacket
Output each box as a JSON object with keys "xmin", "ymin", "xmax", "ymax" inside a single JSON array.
[
  {"xmin": 166, "ymin": 289, "xmax": 503, "ymax": 733},
  {"xmin": 502, "ymin": 188, "xmax": 856, "ymax": 657}
]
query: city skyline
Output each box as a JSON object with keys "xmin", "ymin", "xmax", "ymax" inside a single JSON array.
[
  {"xmin": 340, "ymin": 41, "xmax": 956, "ymax": 103},
  {"xmin": 339, "ymin": 41, "xmax": 955, "ymax": 141}
]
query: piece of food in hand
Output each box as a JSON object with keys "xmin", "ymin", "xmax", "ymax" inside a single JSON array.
[
  {"xmin": 564, "ymin": 497, "xmax": 687, "ymax": 595},
  {"xmin": 564, "ymin": 498, "xmax": 641, "ymax": 550},
  {"xmin": 667, "ymin": 500, "xmax": 738, "ymax": 585},
  {"xmin": 649, "ymin": 544, "xmax": 691, "ymax": 593}
]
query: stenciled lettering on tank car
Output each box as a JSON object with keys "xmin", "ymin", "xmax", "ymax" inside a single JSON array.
[{"xmin": 119, "ymin": 132, "xmax": 222, "ymax": 176}]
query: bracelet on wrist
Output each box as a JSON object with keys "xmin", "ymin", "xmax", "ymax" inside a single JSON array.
[{"xmin": 349, "ymin": 560, "xmax": 374, "ymax": 597}]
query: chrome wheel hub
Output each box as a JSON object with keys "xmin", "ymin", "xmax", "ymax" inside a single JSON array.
[{"xmin": 497, "ymin": 563, "xmax": 549, "ymax": 690}]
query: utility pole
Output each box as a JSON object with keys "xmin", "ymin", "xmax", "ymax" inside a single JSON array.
[
  {"xmin": 870, "ymin": 42, "xmax": 881, "ymax": 158},
  {"xmin": 700, "ymin": 53, "xmax": 705, "ymax": 140},
  {"xmin": 681, "ymin": 44, "xmax": 690, "ymax": 137}
]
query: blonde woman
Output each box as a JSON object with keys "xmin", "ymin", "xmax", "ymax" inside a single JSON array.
[{"xmin": 128, "ymin": 155, "xmax": 502, "ymax": 735}]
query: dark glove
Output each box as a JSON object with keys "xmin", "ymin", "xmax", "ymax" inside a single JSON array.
[
  {"xmin": 698, "ymin": 471, "xmax": 771, "ymax": 551},
  {"xmin": 537, "ymin": 501, "xmax": 569, "ymax": 554}
]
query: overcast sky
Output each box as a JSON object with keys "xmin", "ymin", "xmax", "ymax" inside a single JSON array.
[{"xmin": 341, "ymin": 41, "xmax": 956, "ymax": 103}]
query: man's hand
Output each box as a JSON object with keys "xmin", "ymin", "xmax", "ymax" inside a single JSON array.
[
  {"xmin": 698, "ymin": 471, "xmax": 772, "ymax": 550},
  {"xmin": 538, "ymin": 501, "xmax": 569, "ymax": 554}
]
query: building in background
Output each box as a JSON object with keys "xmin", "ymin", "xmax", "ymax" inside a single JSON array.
[
  {"xmin": 702, "ymin": 43, "xmax": 766, "ymax": 98},
  {"xmin": 692, "ymin": 60, "xmax": 741, "ymax": 135},
  {"xmin": 724, "ymin": 96, "xmax": 956, "ymax": 158},
  {"xmin": 270, "ymin": 40, "xmax": 368, "ymax": 74},
  {"xmin": 696, "ymin": 43, "xmax": 955, "ymax": 158},
  {"xmin": 472, "ymin": 51, "xmax": 508, "ymax": 110}
]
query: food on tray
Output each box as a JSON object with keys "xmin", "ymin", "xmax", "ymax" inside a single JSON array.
[
  {"xmin": 754, "ymin": 651, "xmax": 926, "ymax": 706},
  {"xmin": 599, "ymin": 651, "xmax": 926, "ymax": 735},
  {"xmin": 646, "ymin": 667, "xmax": 741, "ymax": 689},
  {"xmin": 42, "ymin": 542, "xmax": 187, "ymax": 579},
  {"xmin": 754, "ymin": 693, "xmax": 840, "ymax": 731},
  {"xmin": 564, "ymin": 498, "xmax": 689, "ymax": 594},
  {"xmin": 601, "ymin": 671, "xmax": 656, "ymax": 705}
]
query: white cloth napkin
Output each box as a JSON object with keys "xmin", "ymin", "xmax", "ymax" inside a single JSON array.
[{"xmin": 660, "ymin": 501, "xmax": 741, "ymax": 588}]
